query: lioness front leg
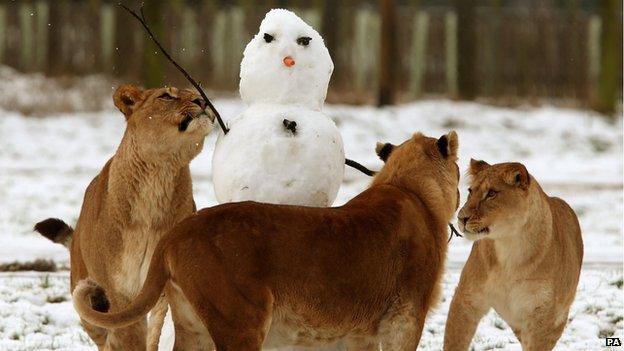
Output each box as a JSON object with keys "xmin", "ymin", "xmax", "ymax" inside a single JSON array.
[
  {"xmin": 443, "ymin": 288, "xmax": 489, "ymax": 351},
  {"xmin": 520, "ymin": 307, "xmax": 566, "ymax": 351}
]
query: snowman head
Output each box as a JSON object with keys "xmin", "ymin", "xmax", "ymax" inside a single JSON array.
[{"xmin": 240, "ymin": 9, "xmax": 333, "ymax": 110}]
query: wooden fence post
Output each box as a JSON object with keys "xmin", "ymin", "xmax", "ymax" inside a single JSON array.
[
  {"xmin": 353, "ymin": 8, "xmax": 380, "ymax": 98},
  {"xmin": 180, "ymin": 6, "xmax": 199, "ymax": 69},
  {"xmin": 19, "ymin": 2, "xmax": 34, "ymax": 71},
  {"xmin": 142, "ymin": 1, "xmax": 165, "ymax": 88},
  {"xmin": 211, "ymin": 9, "xmax": 228, "ymax": 86},
  {"xmin": 228, "ymin": 6, "xmax": 246, "ymax": 87},
  {"xmin": 454, "ymin": 0, "xmax": 477, "ymax": 100},
  {"xmin": 596, "ymin": 0, "xmax": 621, "ymax": 115},
  {"xmin": 300, "ymin": 8, "xmax": 321, "ymax": 29},
  {"xmin": 445, "ymin": 11, "xmax": 457, "ymax": 97},
  {"xmin": 34, "ymin": 1, "xmax": 48, "ymax": 71},
  {"xmin": 100, "ymin": 3, "xmax": 115, "ymax": 73},
  {"xmin": 587, "ymin": 15, "xmax": 601, "ymax": 106},
  {"xmin": 409, "ymin": 10, "xmax": 428, "ymax": 98},
  {"xmin": 0, "ymin": 4, "xmax": 5, "ymax": 64},
  {"xmin": 378, "ymin": 0, "xmax": 399, "ymax": 106},
  {"xmin": 47, "ymin": 0, "xmax": 64, "ymax": 75}
]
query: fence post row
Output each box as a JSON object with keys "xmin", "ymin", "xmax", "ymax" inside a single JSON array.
[{"xmin": 0, "ymin": 1, "xmax": 619, "ymax": 112}]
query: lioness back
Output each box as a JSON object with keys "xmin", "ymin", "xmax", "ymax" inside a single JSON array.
[{"xmin": 167, "ymin": 183, "xmax": 444, "ymax": 323}]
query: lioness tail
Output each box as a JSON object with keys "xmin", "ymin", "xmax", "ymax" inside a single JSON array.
[
  {"xmin": 72, "ymin": 240, "xmax": 169, "ymax": 329},
  {"xmin": 34, "ymin": 218, "xmax": 73, "ymax": 248}
]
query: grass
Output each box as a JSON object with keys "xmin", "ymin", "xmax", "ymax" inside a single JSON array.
[{"xmin": 0, "ymin": 259, "xmax": 57, "ymax": 273}]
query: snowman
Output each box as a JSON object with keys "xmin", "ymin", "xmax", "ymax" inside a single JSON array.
[{"xmin": 212, "ymin": 8, "xmax": 344, "ymax": 207}]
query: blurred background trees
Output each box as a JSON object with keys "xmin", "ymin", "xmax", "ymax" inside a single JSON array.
[{"xmin": 0, "ymin": 0, "xmax": 620, "ymax": 114}]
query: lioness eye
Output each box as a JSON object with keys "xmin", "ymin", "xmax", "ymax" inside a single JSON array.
[
  {"xmin": 263, "ymin": 33, "xmax": 274, "ymax": 43},
  {"xmin": 158, "ymin": 92, "xmax": 174, "ymax": 100},
  {"xmin": 487, "ymin": 189, "xmax": 498, "ymax": 198},
  {"xmin": 297, "ymin": 36, "xmax": 311, "ymax": 46}
]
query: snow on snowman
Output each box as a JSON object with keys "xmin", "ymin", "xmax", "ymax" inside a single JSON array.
[{"xmin": 212, "ymin": 8, "xmax": 345, "ymax": 207}]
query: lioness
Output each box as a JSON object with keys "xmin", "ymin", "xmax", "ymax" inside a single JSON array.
[
  {"xmin": 71, "ymin": 131, "xmax": 460, "ymax": 350},
  {"xmin": 444, "ymin": 160, "xmax": 583, "ymax": 351},
  {"xmin": 34, "ymin": 84, "xmax": 212, "ymax": 350}
]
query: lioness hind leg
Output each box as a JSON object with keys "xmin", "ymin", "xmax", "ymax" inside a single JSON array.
[
  {"xmin": 105, "ymin": 320, "xmax": 147, "ymax": 351},
  {"xmin": 79, "ymin": 319, "xmax": 108, "ymax": 350},
  {"xmin": 344, "ymin": 338, "xmax": 380, "ymax": 351},
  {"xmin": 146, "ymin": 295, "xmax": 169, "ymax": 351},
  {"xmin": 167, "ymin": 284, "xmax": 215, "ymax": 351},
  {"xmin": 378, "ymin": 302, "xmax": 426, "ymax": 351}
]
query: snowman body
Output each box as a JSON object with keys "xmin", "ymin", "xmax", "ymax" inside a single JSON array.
[
  {"xmin": 212, "ymin": 9, "xmax": 344, "ymax": 207},
  {"xmin": 213, "ymin": 104, "xmax": 343, "ymax": 206}
]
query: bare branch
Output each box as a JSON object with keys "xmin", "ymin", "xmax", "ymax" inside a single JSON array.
[{"xmin": 119, "ymin": 4, "xmax": 229, "ymax": 134}]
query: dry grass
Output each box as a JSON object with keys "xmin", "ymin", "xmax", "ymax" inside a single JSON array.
[{"xmin": 0, "ymin": 259, "xmax": 57, "ymax": 272}]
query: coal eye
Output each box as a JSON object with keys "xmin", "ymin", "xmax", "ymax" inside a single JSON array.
[
  {"xmin": 297, "ymin": 36, "xmax": 311, "ymax": 46},
  {"xmin": 263, "ymin": 33, "xmax": 274, "ymax": 43},
  {"xmin": 487, "ymin": 189, "xmax": 498, "ymax": 198},
  {"xmin": 158, "ymin": 92, "xmax": 174, "ymax": 100}
]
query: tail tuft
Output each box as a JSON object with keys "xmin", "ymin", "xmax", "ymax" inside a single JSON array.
[
  {"xmin": 90, "ymin": 285, "xmax": 110, "ymax": 313},
  {"xmin": 34, "ymin": 218, "xmax": 73, "ymax": 248},
  {"xmin": 75, "ymin": 279, "xmax": 110, "ymax": 313}
]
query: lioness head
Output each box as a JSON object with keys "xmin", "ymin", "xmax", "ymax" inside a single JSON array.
[
  {"xmin": 374, "ymin": 131, "xmax": 460, "ymax": 218},
  {"xmin": 458, "ymin": 159, "xmax": 531, "ymax": 240},
  {"xmin": 113, "ymin": 84, "xmax": 214, "ymax": 162}
]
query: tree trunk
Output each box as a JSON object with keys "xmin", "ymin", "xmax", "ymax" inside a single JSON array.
[{"xmin": 378, "ymin": 0, "xmax": 399, "ymax": 106}]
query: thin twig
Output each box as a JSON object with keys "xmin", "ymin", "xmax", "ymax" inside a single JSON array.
[
  {"xmin": 447, "ymin": 223, "xmax": 463, "ymax": 243},
  {"xmin": 345, "ymin": 158, "xmax": 376, "ymax": 177},
  {"xmin": 119, "ymin": 4, "xmax": 229, "ymax": 134}
]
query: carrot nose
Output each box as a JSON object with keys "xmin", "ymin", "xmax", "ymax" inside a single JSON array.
[{"xmin": 283, "ymin": 56, "xmax": 295, "ymax": 67}]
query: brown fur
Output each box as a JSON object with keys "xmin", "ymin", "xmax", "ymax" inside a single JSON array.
[
  {"xmin": 73, "ymin": 131, "xmax": 460, "ymax": 351},
  {"xmin": 444, "ymin": 160, "xmax": 583, "ymax": 351},
  {"xmin": 42, "ymin": 84, "xmax": 212, "ymax": 351}
]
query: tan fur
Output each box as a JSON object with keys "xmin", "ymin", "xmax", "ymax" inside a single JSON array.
[
  {"xmin": 68, "ymin": 84, "xmax": 212, "ymax": 350},
  {"xmin": 444, "ymin": 160, "xmax": 583, "ymax": 351},
  {"xmin": 72, "ymin": 131, "xmax": 461, "ymax": 351}
]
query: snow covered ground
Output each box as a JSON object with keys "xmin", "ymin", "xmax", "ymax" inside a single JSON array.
[{"xmin": 0, "ymin": 98, "xmax": 622, "ymax": 350}]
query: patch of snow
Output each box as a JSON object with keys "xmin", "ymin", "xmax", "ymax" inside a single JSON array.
[{"xmin": 1, "ymin": 97, "xmax": 621, "ymax": 349}]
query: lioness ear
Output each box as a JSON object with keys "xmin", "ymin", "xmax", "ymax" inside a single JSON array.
[
  {"xmin": 469, "ymin": 158, "xmax": 491, "ymax": 175},
  {"xmin": 505, "ymin": 163, "xmax": 530, "ymax": 189},
  {"xmin": 375, "ymin": 142, "xmax": 395, "ymax": 162},
  {"xmin": 437, "ymin": 130, "xmax": 458, "ymax": 159},
  {"xmin": 113, "ymin": 84, "xmax": 143, "ymax": 118}
]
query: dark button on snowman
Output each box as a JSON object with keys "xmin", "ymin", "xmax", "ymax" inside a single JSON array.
[{"xmin": 212, "ymin": 9, "xmax": 345, "ymax": 207}]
